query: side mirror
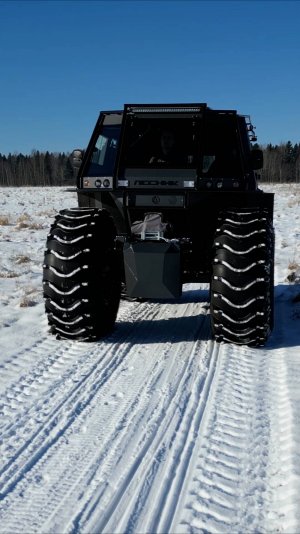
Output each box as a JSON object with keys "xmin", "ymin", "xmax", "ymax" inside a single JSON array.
[{"xmin": 250, "ymin": 149, "xmax": 263, "ymax": 170}]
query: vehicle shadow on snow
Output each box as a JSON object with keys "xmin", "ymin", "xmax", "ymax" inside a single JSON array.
[
  {"xmin": 113, "ymin": 285, "xmax": 300, "ymax": 349},
  {"xmin": 264, "ymin": 284, "xmax": 300, "ymax": 350},
  {"xmin": 113, "ymin": 288, "xmax": 211, "ymax": 344},
  {"xmin": 147, "ymin": 287, "xmax": 210, "ymax": 304}
]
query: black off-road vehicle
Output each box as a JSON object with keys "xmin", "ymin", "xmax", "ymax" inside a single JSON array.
[{"xmin": 43, "ymin": 103, "xmax": 274, "ymax": 346}]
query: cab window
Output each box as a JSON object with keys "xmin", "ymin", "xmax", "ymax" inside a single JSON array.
[
  {"xmin": 85, "ymin": 125, "xmax": 120, "ymax": 176},
  {"xmin": 121, "ymin": 118, "xmax": 197, "ymax": 168}
]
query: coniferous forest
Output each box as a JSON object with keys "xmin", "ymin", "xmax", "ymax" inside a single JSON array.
[
  {"xmin": 0, "ymin": 151, "xmax": 74, "ymax": 186},
  {"xmin": 259, "ymin": 142, "xmax": 300, "ymax": 183},
  {"xmin": 0, "ymin": 142, "xmax": 299, "ymax": 185}
]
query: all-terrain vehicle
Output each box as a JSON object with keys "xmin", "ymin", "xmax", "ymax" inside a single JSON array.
[{"xmin": 43, "ymin": 103, "xmax": 274, "ymax": 346}]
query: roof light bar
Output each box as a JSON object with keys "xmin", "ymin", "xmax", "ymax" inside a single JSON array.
[{"xmin": 127, "ymin": 106, "xmax": 204, "ymax": 114}]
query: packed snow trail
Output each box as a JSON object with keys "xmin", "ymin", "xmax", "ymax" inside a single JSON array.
[
  {"xmin": 0, "ymin": 283, "xmax": 300, "ymax": 533},
  {"xmin": 0, "ymin": 185, "xmax": 300, "ymax": 533}
]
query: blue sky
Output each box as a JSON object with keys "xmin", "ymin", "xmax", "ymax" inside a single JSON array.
[{"xmin": 0, "ymin": 0, "xmax": 299, "ymax": 155}]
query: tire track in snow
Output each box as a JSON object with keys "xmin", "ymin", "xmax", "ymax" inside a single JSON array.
[
  {"xmin": 74, "ymin": 316, "xmax": 214, "ymax": 534},
  {"xmin": 0, "ymin": 299, "xmax": 145, "ymax": 432},
  {"xmin": 263, "ymin": 348, "xmax": 300, "ymax": 534},
  {"xmin": 113, "ymin": 342, "xmax": 220, "ymax": 534},
  {"xmin": 0, "ymin": 339, "xmax": 129, "ymax": 498},
  {"xmin": 0, "ymin": 334, "xmax": 50, "ymax": 396},
  {"xmin": 3, "ymin": 285, "xmax": 298, "ymax": 534},
  {"xmin": 171, "ymin": 344, "xmax": 268, "ymax": 533},
  {"xmin": 169, "ymin": 309, "xmax": 300, "ymax": 534},
  {"xmin": 0, "ymin": 299, "xmax": 144, "ymax": 405},
  {"xmin": 259, "ymin": 289, "xmax": 300, "ymax": 534},
  {"xmin": 0, "ymin": 299, "xmax": 155, "ymax": 499},
  {"xmin": 0, "ymin": 290, "xmax": 211, "ymax": 533}
]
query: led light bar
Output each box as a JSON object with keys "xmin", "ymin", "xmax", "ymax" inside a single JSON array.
[{"xmin": 127, "ymin": 106, "xmax": 204, "ymax": 114}]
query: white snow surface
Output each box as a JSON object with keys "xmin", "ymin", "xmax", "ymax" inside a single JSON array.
[{"xmin": 0, "ymin": 184, "xmax": 299, "ymax": 534}]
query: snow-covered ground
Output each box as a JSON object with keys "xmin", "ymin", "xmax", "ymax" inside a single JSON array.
[{"xmin": 0, "ymin": 184, "xmax": 299, "ymax": 534}]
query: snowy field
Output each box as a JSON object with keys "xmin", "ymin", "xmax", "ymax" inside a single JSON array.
[{"xmin": 0, "ymin": 184, "xmax": 299, "ymax": 534}]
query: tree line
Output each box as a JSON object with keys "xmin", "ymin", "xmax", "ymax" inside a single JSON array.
[
  {"xmin": 0, "ymin": 151, "xmax": 74, "ymax": 186},
  {"xmin": 0, "ymin": 142, "xmax": 299, "ymax": 185},
  {"xmin": 258, "ymin": 141, "xmax": 300, "ymax": 183}
]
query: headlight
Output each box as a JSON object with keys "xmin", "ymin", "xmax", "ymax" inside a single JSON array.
[{"xmin": 82, "ymin": 176, "xmax": 113, "ymax": 189}]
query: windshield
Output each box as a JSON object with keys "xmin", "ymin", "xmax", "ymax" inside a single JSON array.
[
  {"xmin": 85, "ymin": 125, "xmax": 121, "ymax": 176},
  {"xmin": 120, "ymin": 114, "xmax": 243, "ymax": 178},
  {"xmin": 121, "ymin": 118, "xmax": 198, "ymax": 169}
]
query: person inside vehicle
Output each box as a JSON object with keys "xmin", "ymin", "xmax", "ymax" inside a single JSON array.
[{"xmin": 149, "ymin": 129, "xmax": 182, "ymax": 164}]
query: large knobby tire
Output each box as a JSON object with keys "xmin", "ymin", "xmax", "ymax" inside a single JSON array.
[
  {"xmin": 43, "ymin": 208, "xmax": 121, "ymax": 341},
  {"xmin": 210, "ymin": 208, "xmax": 274, "ymax": 346}
]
